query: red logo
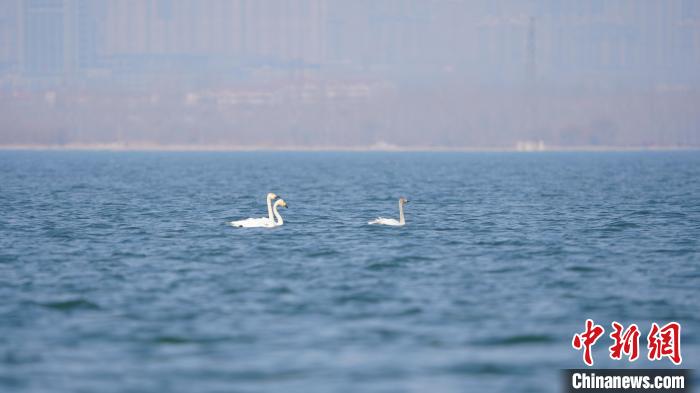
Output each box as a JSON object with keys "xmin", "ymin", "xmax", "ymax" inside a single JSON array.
[
  {"xmin": 572, "ymin": 320, "xmax": 682, "ymax": 366},
  {"xmin": 647, "ymin": 322, "xmax": 682, "ymax": 365},
  {"xmin": 609, "ymin": 322, "xmax": 640, "ymax": 361},
  {"xmin": 572, "ymin": 319, "xmax": 605, "ymax": 366}
]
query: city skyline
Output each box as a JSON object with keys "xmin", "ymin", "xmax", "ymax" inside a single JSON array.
[{"xmin": 1, "ymin": 1, "xmax": 699, "ymax": 149}]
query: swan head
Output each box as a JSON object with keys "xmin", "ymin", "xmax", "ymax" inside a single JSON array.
[
  {"xmin": 276, "ymin": 199, "xmax": 288, "ymax": 208},
  {"xmin": 267, "ymin": 192, "xmax": 279, "ymax": 200},
  {"xmin": 399, "ymin": 197, "xmax": 409, "ymax": 205}
]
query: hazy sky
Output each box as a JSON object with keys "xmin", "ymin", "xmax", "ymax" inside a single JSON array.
[{"xmin": 0, "ymin": 0, "xmax": 699, "ymax": 149}]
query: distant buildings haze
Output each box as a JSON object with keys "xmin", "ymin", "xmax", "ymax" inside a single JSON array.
[{"xmin": 0, "ymin": 0, "xmax": 699, "ymax": 149}]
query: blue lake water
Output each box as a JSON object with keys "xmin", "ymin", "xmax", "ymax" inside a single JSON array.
[{"xmin": 1, "ymin": 151, "xmax": 699, "ymax": 392}]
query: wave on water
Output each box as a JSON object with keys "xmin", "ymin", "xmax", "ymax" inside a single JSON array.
[
  {"xmin": 37, "ymin": 299, "xmax": 100, "ymax": 311},
  {"xmin": 1, "ymin": 151, "xmax": 699, "ymax": 393}
]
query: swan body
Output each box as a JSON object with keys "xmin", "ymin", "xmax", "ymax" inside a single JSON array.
[
  {"xmin": 230, "ymin": 217, "xmax": 273, "ymax": 227},
  {"xmin": 229, "ymin": 193, "xmax": 279, "ymax": 228},
  {"xmin": 231, "ymin": 198, "xmax": 288, "ymax": 228},
  {"xmin": 369, "ymin": 197, "xmax": 409, "ymax": 226},
  {"xmin": 369, "ymin": 217, "xmax": 403, "ymax": 226}
]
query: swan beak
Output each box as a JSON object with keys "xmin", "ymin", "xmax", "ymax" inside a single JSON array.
[{"xmin": 284, "ymin": 203, "xmax": 289, "ymax": 208}]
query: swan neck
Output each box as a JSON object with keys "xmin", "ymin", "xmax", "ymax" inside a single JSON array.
[
  {"xmin": 273, "ymin": 204, "xmax": 284, "ymax": 225},
  {"xmin": 267, "ymin": 196, "xmax": 275, "ymax": 221},
  {"xmin": 398, "ymin": 201, "xmax": 405, "ymax": 225}
]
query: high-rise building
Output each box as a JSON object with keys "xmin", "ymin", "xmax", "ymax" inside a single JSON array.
[
  {"xmin": 0, "ymin": 0, "xmax": 20, "ymax": 73},
  {"xmin": 20, "ymin": 0, "xmax": 101, "ymax": 77},
  {"xmin": 21, "ymin": 0, "xmax": 66, "ymax": 75},
  {"xmin": 101, "ymin": 0, "xmax": 327, "ymax": 70},
  {"xmin": 73, "ymin": 0, "xmax": 100, "ymax": 70}
]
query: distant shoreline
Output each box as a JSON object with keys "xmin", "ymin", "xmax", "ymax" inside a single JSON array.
[{"xmin": 0, "ymin": 144, "xmax": 698, "ymax": 153}]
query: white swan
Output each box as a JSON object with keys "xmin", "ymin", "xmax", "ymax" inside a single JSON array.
[
  {"xmin": 269, "ymin": 198, "xmax": 288, "ymax": 226},
  {"xmin": 229, "ymin": 193, "xmax": 279, "ymax": 227},
  {"xmin": 368, "ymin": 197, "xmax": 409, "ymax": 226},
  {"xmin": 231, "ymin": 198, "xmax": 288, "ymax": 228}
]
